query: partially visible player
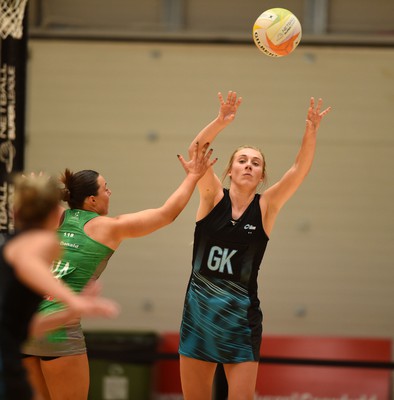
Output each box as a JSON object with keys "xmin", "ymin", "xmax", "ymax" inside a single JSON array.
[
  {"xmin": 0, "ymin": 174, "xmax": 119, "ymax": 400},
  {"xmin": 179, "ymin": 91, "xmax": 331, "ymax": 400}
]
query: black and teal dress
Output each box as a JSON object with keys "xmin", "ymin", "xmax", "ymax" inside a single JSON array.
[{"xmin": 179, "ymin": 189, "xmax": 269, "ymax": 363}]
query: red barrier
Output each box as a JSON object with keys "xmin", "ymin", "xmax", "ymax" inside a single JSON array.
[
  {"xmin": 153, "ymin": 332, "xmax": 183, "ymax": 400},
  {"xmin": 153, "ymin": 333, "xmax": 392, "ymax": 399},
  {"xmin": 256, "ymin": 335, "xmax": 392, "ymax": 399}
]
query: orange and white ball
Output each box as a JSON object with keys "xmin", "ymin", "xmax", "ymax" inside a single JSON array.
[{"xmin": 253, "ymin": 8, "xmax": 302, "ymax": 57}]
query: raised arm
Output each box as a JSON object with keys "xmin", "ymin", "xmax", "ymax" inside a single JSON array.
[
  {"xmin": 188, "ymin": 91, "xmax": 242, "ymax": 157},
  {"xmin": 262, "ymin": 98, "xmax": 331, "ymax": 234},
  {"xmin": 103, "ymin": 142, "xmax": 217, "ymax": 244},
  {"xmin": 188, "ymin": 91, "xmax": 242, "ymax": 216}
]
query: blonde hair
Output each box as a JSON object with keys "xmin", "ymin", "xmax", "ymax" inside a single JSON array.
[
  {"xmin": 221, "ymin": 145, "xmax": 267, "ymax": 190},
  {"xmin": 13, "ymin": 174, "xmax": 61, "ymax": 230}
]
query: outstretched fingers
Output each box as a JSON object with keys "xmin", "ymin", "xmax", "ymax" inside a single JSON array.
[
  {"xmin": 306, "ymin": 97, "xmax": 331, "ymax": 130},
  {"xmin": 236, "ymin": 96, "xmax": 243, "ymax": 108},
  {"xmin": 310, "ymin": 97, "xmax": 331, "ymax": 117},
  {"xmin": 191, "ymin": 140, "xmax": 200, "ymax": 161},
  {"xmin": 195, "ymin": 142, "xmax": 213, "ymax": 167},
  {"xmin": 218, "ymin": 90, "xmax": 242, "ymax": 107},
  {"xmin": 230, "ymin": 91, "xmax": 238, "ymax": 105},
  {"xmin": 177, "ymin": 141, "xmax": 216, "ymax": 177},
  {"xmin": 218, "ymin": 92, "xmax": 225, "ymax": 105},
  {"xmin": 203, "ymin": 147, "xmax": 217, "ymax": 168},
  {"xmin": 316, "ymin": 98, "xmax": 323, "ymax": 113},
  {"xmin": 199, "ymin": 141, "xmax": 210, "ymax": 158},
  {"xmin": 217, "ymin": 90, "xmax": 242, "ymax": 124},
  {"xmin": 218, "ymin": 91, "xmax": 234, "ymax": 105},
  {"xmin": 177, "ymin": 153, "xmax": 188, "ymax": 174},
  {"xmin": 319, "ymin": 105, "xmax": 332, "ymax": 117}
]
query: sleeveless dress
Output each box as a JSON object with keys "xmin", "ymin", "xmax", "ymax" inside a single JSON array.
[
  {"xmin": 23, "ymin": 209, "xmax": 114, "ymax": 357},
  {"xmin": 179, "ymin": 189, "xmax": 269, "ymax": 363}
]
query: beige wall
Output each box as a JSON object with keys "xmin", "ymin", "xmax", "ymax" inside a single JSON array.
[{"xmin": 25, "ymin": 40, "xmax": 394, "ymax": 341}]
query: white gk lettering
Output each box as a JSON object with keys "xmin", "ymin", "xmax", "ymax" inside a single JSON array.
[{"xmin": 207, "ymin": 246, "xmax": 238, "ymax": 275}]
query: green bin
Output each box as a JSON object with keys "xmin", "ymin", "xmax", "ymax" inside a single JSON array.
[{"xmin": 85, "ymin": 331, "xmax": 158, "ymax": 400}]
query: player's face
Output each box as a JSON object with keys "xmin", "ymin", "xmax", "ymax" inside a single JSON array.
[
  {"xmin": 93, "ymin": 175, "xmax": 111, "ymax": 215},
  {"xmin": 229, "ymin": 148, "xmax": 264, "ymax": 188}
]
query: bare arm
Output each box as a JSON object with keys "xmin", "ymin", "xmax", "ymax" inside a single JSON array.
[
  {"xmin": 262, "ymin": 98, "xmax": 331, "ymax": 234},
  {"xmin": 188, "ymin": 91, "xmax": 243, "ymax": 218},
  {"xmin": 188, "ymin": 91, "xmax": 242, "ymax": 155},
  {"xmin": 5, "ymin": 232, "xmax": 74, "ymax": 304},
  {"xmin": 5, "ymin": 232, "xmax": 119, "ymax": 337},
  {"xmin": 28, "ymin": 281, "xmax": 118, "ymax": 338},
  {"xmin": 102, "ymin": 142, "xmax": 217, "ymax": 244}
]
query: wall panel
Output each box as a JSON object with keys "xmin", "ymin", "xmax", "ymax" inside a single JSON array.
[{"xmin": 25, "ymin": 40, "xmax": 394, "ymax": 341}]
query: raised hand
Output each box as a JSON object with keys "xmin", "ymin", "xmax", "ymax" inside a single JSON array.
[
  {"xmin": 306, "ymin": 97, "xmax": 331, "ymax": 133},
  {"xmin": 217, "ymin": 90, "xmax": 242, "ymax": 124},
  {"xmin": 177, "ymin": 142, "xmax": 217, "ymax": 178}
]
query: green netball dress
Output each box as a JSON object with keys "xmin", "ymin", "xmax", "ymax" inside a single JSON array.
[
  {"xmin": 23, "ymin": 209, "xmax": 114, "ymax": 357},
  {"xmin": 179, "ymin": 189, "xmax": 269, "ymax": 363}
]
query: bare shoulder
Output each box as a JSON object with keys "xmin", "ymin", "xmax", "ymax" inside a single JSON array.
[
  {"xmin": 84, "ymin": 215, "xmax": 122, "ymax": 248},
  {"xmin": 85, "ymin": 214, "xmax": 118, "ymax": 232},
  {"xmin": 5, "ymin": 231, "xmax": 59, "ymax": 261},
  {"xmin": 8, "ymin": 230, "xmax": 55, "ymax": 247}
]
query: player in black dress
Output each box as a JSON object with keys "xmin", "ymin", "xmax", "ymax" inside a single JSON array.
[{"xmin": 179, "ymin": 91, "xmax": 331, "ymax": 399}]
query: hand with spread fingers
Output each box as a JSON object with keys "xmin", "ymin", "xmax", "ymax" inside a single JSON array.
[
  {"xmin": 177, "ymin": 141, "xmax": 217, "ymax": 178},
  {"xmin": 305, "ymin": 97, "xmax": 332, "ymax": 133},
  {"xmin": 217, "ymin": 90, "xmax": 243, "ymax": 125}
]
